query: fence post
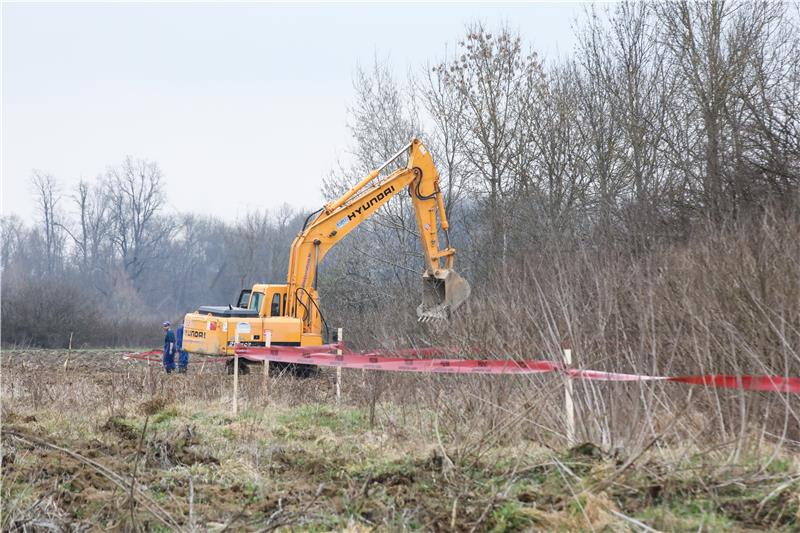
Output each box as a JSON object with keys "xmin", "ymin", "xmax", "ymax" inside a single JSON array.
[
  {"xmin": 336, "ymin": 328, "xmax": 343, "ymax": 404},
  {"xmin": 233, "ymin": 329, "xmax": 240, "ymax": 417},
  {"xmin": 563, "ymin": 341, "xmax": 575, "ymax": 446},
  {"xmin": 66, "ymin": 331, "xmax": 73, "ymax": 369},
  {"xmin": 263, "ymin": 330, "xmax": 271, "ymax": 400}
]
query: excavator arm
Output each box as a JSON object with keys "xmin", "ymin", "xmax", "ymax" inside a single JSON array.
[{"xmin": 285, "ymin": 138, "xmax": 470, "ymax": 332}]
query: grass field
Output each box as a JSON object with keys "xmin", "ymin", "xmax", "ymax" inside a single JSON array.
[{"xmin": 2, "ymin": 349, "xmax": 799, "ymax": 531}]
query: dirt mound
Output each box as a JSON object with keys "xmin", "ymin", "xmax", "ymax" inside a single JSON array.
[
  {"xmin": 101, "ymin": 416, "xmax": 139, "ymax": 441},
  {"xmin": 2, "ymin": 418, "xmax": 222, "ymax": 531},
  {"xmin": 138, "ymin": 396, "xmax": 171, "ymax": 415}
]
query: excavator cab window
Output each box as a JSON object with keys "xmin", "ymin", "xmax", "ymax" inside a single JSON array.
[
  {"xmin": 236, "ymin": 289, "xmax": 251, "ymax": 308},
  {"xmin": 270, "ymin": 293, "xmax": 281, "ymax": 317},
  {"xmin": 249, "ymin": 292, "xmax": 264, "ymax": 313}
]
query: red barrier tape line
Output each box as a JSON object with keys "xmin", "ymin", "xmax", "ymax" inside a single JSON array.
[
  {"xmin": 238, "ymin": 351, "xmax": 559, "ymax": 374},
  {"xmin": 567, "ymin": 370, "xmax": 800, "ymax": 392},
  {"xmin": 566, "ymin": 369, "xmax": 668, "ymax": 382},
  {"xmin": 121, "ymin": 350, "xmax": 161, "ymax": 362},
  {"xmin": 121, "ymin": 344, "xmax": 467, "ymax": 362},
  {"xmin": 120, "ymin": 347, "xmax": 800, "ymax": 393},
  {"xmin": 119, "ymin": 344, "xmax": 345, "ymax": 364},
  {"xmin": 236, "ymin": 346, "xmax": 800, "ymax": 393},
  {"xmin": 668, "ymin": 375, "xmax": 800, "ymax": 393}
]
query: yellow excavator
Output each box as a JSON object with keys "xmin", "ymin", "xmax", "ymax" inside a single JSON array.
[{"xmin": 181, "ymin": 139, "xmax": 470, "ymax": 366}]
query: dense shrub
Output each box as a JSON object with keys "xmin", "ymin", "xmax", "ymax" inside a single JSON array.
[{"xmin": 1, "ymin": 272, "xmax": 162, "ymax": 348}]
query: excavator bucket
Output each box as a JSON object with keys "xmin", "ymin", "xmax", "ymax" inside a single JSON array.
[{"xmin": 417, "ymin": 269, "xmax": 471, "ymax": 322}]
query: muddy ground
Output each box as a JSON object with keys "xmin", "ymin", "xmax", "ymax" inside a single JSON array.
[{"xmin": 2, "ymin": 349, "xmax": 799, "ymax": 531}]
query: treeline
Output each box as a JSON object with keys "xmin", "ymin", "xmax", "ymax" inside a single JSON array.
[
  {"xmin": 1, "ymin": 163, "xmax": 306, "ymax": 346},
  {"xmin": 2, "ymin": 1, "xmax": 799, "ymax": 349}
]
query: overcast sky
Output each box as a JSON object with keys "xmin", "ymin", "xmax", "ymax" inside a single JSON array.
[{"xmin": 2, "ymin": 2, "xmax": 584, "ymax": 223}]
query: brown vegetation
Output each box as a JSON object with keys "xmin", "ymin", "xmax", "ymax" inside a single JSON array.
[{"xmin": 3, "ymin": 350, "xmax": 799, "ymax": 531}]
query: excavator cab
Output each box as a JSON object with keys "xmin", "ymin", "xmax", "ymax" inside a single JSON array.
[
  {"xmin": 236, "ymin": 289, "xmax": 252, "ymax": 308},
  {"xmin": 417, "ymin": 269, "xmax": 471, "ymax": 321}
]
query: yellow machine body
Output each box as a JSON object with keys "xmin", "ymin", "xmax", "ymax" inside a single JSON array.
[
  {"xmin": 182, "ymin": 139, "xmax": 469, "ymax": 357},
  {"xmin": 182, "ymin": 284, "xmax": 323, "ymax": 356}
]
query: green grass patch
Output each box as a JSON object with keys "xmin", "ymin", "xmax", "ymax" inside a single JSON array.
[
  {"xmin": 490, "ymin": 501, "xmax": 538, "ymax": 532},
  {"xmin": 150, "ymin": 486, "xmax": 169, "ymax": 503},
  {"xmin": 301, "ymin": 516, "xmax": 350, "ymax": 532},
  {"xmin": 636, "ymin": 500, "xmax": 735, "ymax": 531},
  {"xmin": 763, "ymin": 456, "xmax": 793, "ymax": 475},
  {"xmin": 239, "ymin": 408, "xmax": 267, "ymax": 421},
  {"xmin": 276, "ymin": 404, "xmax": 366, "ymax": 437},
  {"xmin": 346, "ymin": 456, "xmax": 418, "ymax": 480},
  {"xmin": 152, "ymin": 407, "xmax": 179, "ymax": 425}
]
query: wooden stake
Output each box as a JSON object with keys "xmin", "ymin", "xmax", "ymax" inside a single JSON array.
[
  {"xmin": 64, "ymin": 332, "xmax": 74, "ymax": 371},
  {"xmin": 564, "ymin": 345, "xmax": 575, "ymax": 446},
  {"xmin": 233, "ymin": 330, "xmax": 240, "ymax": 417},
  {"xmin": 336, "ymin": 328, "xmax": 343, "ymax": 404},
  {"xmin": 263, "ymin": 331, "xmax": 271, "ymax": 400}
]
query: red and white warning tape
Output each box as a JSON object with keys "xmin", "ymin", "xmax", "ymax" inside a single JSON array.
[{"xmin": 121, "ymin": 344, "xmax": 800, "ymax": 393}]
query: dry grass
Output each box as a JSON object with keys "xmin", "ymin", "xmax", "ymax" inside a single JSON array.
[
  {"xmin": 334, "ymin": 210, "xmax": 800, "ymax": 455},
  {"xmin": 2, "ymin": 348, "xmax": 799, "ymax": 531}
]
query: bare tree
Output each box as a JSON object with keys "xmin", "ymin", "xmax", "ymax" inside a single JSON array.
[
  {"xmin": 523, "ymin": 63, "xmax": 592, "ymax": 240},
  {"xmin": 105, "ymin": 157, "xmax": 168, "ymax": 286},
  {"xmin": 0, "ymin": 215, "xmax": 25, "ymax": 271},
  {"xmin": 31, "ymin": 171, "xmax": 64, "ymax": 274},
  {"xmin": 657, "ymin": 0, "xmax": 792, "ymax": 219},
  {"xmin": 269, "ymin": 204, "xmax": 302, "ymax": 282},
  {"xmin": 734, "ymin": 2, "xmax": 800, "ymax": 203},
  {"xmin": 231, "ymin": 210, "xmax": 271, "ymax": 290},
  {"xmin": 418, "ymin": 54, "xmax": 470, "ymax": 220},
  {"xmin": 434, "ymin": 24, "xmax": 545, "ymax": 264},
  {"xmin": 576, "ymin": 2, "xmax": 677, "ymax": 245},
  {"xmin": 64, "ymin": 177, "xmax": 112, "ymax": 271}
]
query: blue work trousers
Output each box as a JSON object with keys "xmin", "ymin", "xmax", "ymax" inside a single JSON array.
[
  {"xmin": 178, "ymin": 350, "xmax": 189, "ymax": 370},
  {"xmin": 163, "ymin": 350, "xmax": 176, "ymax": 371}
]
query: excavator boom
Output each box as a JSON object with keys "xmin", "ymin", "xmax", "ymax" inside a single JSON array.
[{"xmin": 286, "ymin": 138, "xmax": 470, "ymax": 328}]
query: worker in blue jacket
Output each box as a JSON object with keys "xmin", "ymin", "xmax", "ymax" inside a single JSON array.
[
  {"xmin": 162, "ymin": 321, "xmax": 176, "ymax": 373},
  {"xmin": 176, "ymin": 323, "xmax": 189, "ymax": 373}
]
